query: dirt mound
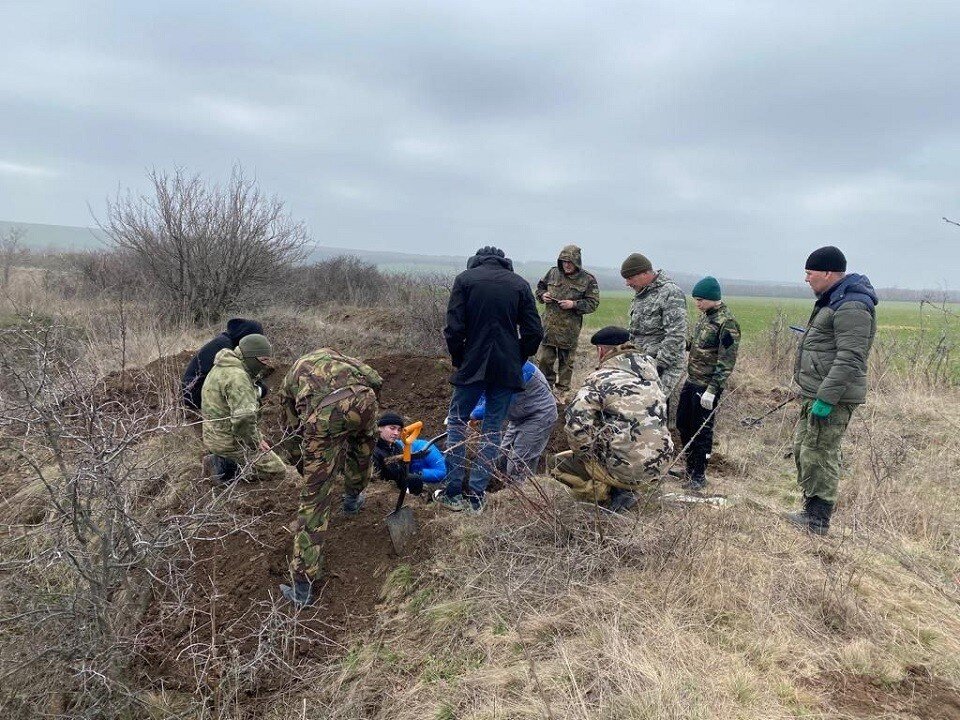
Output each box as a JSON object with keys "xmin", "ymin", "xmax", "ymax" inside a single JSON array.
[
  {"xmin": 140, "ymin": 478, "xmax": 437, "ymax": 691},
  {"xmin": 101, "ymin": 350, "xmax": 194, "ymax": 411},
  {"xmin": 139, "ymin": 351, "xmax": 452, "ymax": 691},
  {"xmin": 808, "ymin": 667, "xmax": 960, "ymax": 719},
  {"xmin": 366, "ymin": 354, "xmax": 453, "ymax": 438}
]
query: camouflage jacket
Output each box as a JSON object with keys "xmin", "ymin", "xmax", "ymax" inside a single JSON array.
[
  {"xmin": 686, "ymin": 303, "xmax": 741, "ymax": 392},
  {"xmin": 627, "ymin": 271, "xmax": 687, "ymax": 379},
  {"xmin": 277, "ymin": 348, "xmax": 383, "ymax": 431},
  {"xmin": 564, "ymin": 345, "xmax": 673, "ymax": 485},
  {"xmin": 201, "ymin": 348, "xmax": 264, "ymax": 456},
  {"xmin": 536, "ymin": 245, "xmax": 600, "ymax": 349}
]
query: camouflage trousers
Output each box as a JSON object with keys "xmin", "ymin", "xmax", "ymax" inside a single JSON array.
[
  {"xmin": 287, "ymin": 387, "xmax": 379, "ymax": 583},
  {"xmin": 548, "ymin": 451, "xmax": 659, "ymax": 507},
  {"xmin": 536, "ymin": 344, "xmax": 575, "ymax": 392},
  {"xmin": 793, "ymin": 399, "xmax": 856, "ymax": 504}
]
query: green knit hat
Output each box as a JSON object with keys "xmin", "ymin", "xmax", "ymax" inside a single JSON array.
[
  {"xmin": 238, "ymin": 333, "xmax": 273, "ymax": 358},
  {"xmin": 692, "ymin": 276, "xmax": 721, "ymax": 301},
  {"xmin": 620, "ymin": 253, "xmax": 652, "ymax": 278}
]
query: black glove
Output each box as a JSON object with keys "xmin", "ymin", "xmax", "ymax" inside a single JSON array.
[
  {"xmin": 405, "ymin": 472, "xmax": 424, "ymax": 496},
  {"xmin": 656, "ymin": 364, "xmax": 666, "ymax": 378},
  {"xmin": 255, "ymin": 379, "xmax": 269, "ymax": 400}
]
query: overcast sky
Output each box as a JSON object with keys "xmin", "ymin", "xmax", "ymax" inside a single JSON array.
[{"xmin": 1, "ymin": 1, "xmax": 958, "ymax": 288}]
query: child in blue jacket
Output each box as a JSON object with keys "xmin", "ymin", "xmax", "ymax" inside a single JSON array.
[{"xmin": 372, "ymin": 411, "xmax": 446, "ymax": 495}]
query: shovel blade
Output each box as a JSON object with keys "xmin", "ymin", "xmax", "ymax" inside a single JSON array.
[{"xmin": 385, "ymin": 506, "xmax": 417, "ymax": 553}]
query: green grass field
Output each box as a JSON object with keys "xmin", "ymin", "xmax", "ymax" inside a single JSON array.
[{"xmin": 581, "ymin": 292, "xmax": 960, "ymax": 381}]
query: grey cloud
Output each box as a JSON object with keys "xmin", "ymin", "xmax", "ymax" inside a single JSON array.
[{"xmin": 0, "ymin": 0, "xmax": 958, "ymax": 287}]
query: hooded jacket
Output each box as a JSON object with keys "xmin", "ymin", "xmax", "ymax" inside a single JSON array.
[
  {"xmin": 444, "ymin": 249, "xmax": 544, "ymax": 390},
  {"xmin": 200, "ymin": 347, "xmax": 265, "ymax": 457},
  {"xmin": 565, "ymin": 345, "xmax": 673, "ymax": 485},
  {"xmin": 182, "ymin": 318, "xmax": 263, "ymax": 410},
  {"xmin": 470, "ymin": 361, "xmax": 558, "ymax": 424},
  {"xmin": 794, "ymin": 273, "xmax": 878, "ymax": 405},
  {"xmin": 535, "ymin": 245, "xmax": 600, "ymax": 349}
]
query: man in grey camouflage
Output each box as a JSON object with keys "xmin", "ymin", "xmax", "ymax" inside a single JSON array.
[
  {"xmin": 535, "ymin": 245, "xmax": 600, "ymax": 401},
  {"xmin": 548, "ymin": 326, "xmax": 673, "ymax": 512},
  {"xmin": 677, "ymin": 276, "xmax": 741, "ymax": 490},
  {"xmin": 785, "ymin": 246, "xmax": 877, "ymax": 536},
  {"xmin": 621, "ymin": 253, "xmax": 688, "ymax": 400}
]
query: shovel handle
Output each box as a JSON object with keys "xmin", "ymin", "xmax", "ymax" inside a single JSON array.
[{"xmin": 401, "ymin": 421, "xmax": 423, "ymax": 462}]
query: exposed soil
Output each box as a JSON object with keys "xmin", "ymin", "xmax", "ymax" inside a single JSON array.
[
  {"xmin": 101, "ymin": 350, "xmax": 195, "ymax": 412},
  {"xmin": 138, "ymin": 351, "xmax": 453, "ymax": 692},
  {"xmin": 808, "ymin": 667, "xmax": 960, "ymax": 719},
  {"xmin": 139, "ymin": 478, "xmax": 437, "ymax": 691}
]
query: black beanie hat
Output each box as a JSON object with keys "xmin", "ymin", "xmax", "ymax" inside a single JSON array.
[
  {"xmin": 475, "ymin": 246, "xmax": 505, "ymax": 258},
  {"xmin": 377, "ymin": 411, "xmax": 404, "ymax": 427},
  {"xmin": 805, "ymin": 246, "xmax": 846, "ymax": 272},
  {"xmin": 590, "ymin": 326, "xmax": 631, "ymax": 346}
]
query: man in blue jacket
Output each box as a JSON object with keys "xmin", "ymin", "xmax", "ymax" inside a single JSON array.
[
  {"xmin": 441, "ymin": 246, "xmax": 544, "ymax": 512},
  {"xmin": 786, "ymin": 246, "xmax": 878, "ymax": 536},
  {"xmin": 372, "ymin": 412, "xmax": 446, "ymax": 495},
  {"xmin": 470, "ymin": 360, "xmax": 558, "ymax": 481}
]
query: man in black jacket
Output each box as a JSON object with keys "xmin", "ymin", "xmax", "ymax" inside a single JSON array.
[
  {"xmin": 439, "ymin": 247, "xmax": 543, "ymax": 512},
  {"xmin": 182, "ymin": 318, "xmax": 264, "ymax": 414}
]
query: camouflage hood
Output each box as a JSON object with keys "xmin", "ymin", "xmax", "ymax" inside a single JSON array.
[
  {"xmin": 557, "ymin": 245, "xmax": 583, "ymax": 272},
  {"xmin": 201, "ymin": 348, "xmax": 262, "ymax": 457}
]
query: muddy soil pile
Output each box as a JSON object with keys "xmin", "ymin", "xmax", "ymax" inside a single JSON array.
[
  {"xmin": 140, "ymin": 352, "xmax": 452, "ymax": 690},
  {"xmin": 101, "ymin": 350, "xmax": 194, "ymax": 411}
]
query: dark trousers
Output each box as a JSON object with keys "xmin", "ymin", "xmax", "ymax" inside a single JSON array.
[{"xmin": 676, "ymin": 381, "xmax": 721, "ymax": 476}]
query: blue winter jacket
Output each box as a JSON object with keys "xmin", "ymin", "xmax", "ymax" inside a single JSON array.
[{"xmin": 387, "ymin": 438, "xmax": 447, "ymax": 482}]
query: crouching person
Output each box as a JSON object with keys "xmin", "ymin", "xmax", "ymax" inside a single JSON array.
[
  {"xmin": 276, "ymin": 348, "xmax": 382, "ymax": 607},
  {"xmin": 548, "ymin": 326, "xmax": 672, "ymax": 511},
  {"xmin": 373, "ymin": 412, "xmax": 447, "ymax": 495},
  {"xmin": 200, "ymin": 333, "xmax": 288, "ymax": 484},
  {"xmin": 470, "ymin": 360, "xmax": 558, "ymax": 481}
]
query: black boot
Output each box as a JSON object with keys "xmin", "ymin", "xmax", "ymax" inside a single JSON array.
[
  {"xmin": 783, "ymin": 495, "xmax": 814, "ymax": 529},
  {"xmin": 682, "ymin": 456, "xmax": 707, "ymax": 491},
  {"xmin": 808, "ymin": 497, "xmax": 834, "ymax": 536}
]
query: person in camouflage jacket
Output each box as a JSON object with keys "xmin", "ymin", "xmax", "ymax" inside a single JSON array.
[
  {"xmin": 676, "ymin": 277, "xmax": 740, "ymax": 490},
  {"xmin": 276, "ymin": 347, "xmax": 383, "ymax": 607},
  {"xmin": 200, "ymin": 334, "xmax": 287, "ymax": 484},
  {"xmin": 621, "ymin": 253, "xmax": 688, "ymax": 400},
  {"xmin": 535, "ymin": 245, "xmax": 600, "ymax": 399},
  {"xmin": 548, "ymin": 326, "xmax": 672, "ymax": 512}
]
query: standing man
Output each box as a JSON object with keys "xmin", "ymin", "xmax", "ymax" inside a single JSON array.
[
  {"xmin": 535, "ymin": 245, "xmax": 600, "ymax": 403},
  {"xmin": 200, "ymin": 334, "xmax": 288, "ymax": 483},
  {"xmin": 440, "ymin": 246, "xmax": 543, "ymax": 513},
  {"xmin": 676, "ymin": 277, "xmax": 741, "ymax": 490},
  {"xmin": 549, "ymin": 326, "xmax": 672, "ymax": 511},
  {"xmin": 276, "ymin": 347, "xmax": 383, "ymax": 607},
  {"xmin": 621, "ymin": 253, "xmax": 688, "ymax": 400},
  {"xmin": 786, "ymin": 246, "xmax": 877, "ymax": 536}
]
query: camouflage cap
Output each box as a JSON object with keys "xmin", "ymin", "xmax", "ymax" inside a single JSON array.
[
  {"xmin": 620, "ymin": 253, "xmax": 652, "ymax": 278},
  {"xmin": 238, "ymin": 333, "xmax": 273, "ymax": 358}
]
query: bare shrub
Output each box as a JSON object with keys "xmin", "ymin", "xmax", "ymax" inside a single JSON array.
[
  {"xmin": 292, "ymin": 256, "xmax": 387, "ymax": 307},
  {"xmin": 98, "ymin": 166, "xmax": 308, "ymax": 325},
  {"xmin": 0, "ymin": 226, "xmax": 28, "ymax": 287},
  {"xmin": 390, "ymin": 271, "xmax": 453, "ymax": 355}
]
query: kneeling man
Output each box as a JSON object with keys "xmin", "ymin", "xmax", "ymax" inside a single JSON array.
[{"xmin": 549, "ymin": 326, "xmax": 672, "ymax": 511}]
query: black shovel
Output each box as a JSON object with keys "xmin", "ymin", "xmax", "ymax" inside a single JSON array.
[{"xmin": 385, "ymin": 421, "xmax": 422, "ymax": 553}]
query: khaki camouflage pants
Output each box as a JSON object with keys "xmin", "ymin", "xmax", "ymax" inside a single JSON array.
[
  {"xmin": 537, "ymin": 344, "xmax": 575, "ymax": 392},
  {"xmin": 288, "ymin": 387, "xmax": 379, "ymax": 583},
  {"xmin": 793, "ymin": 399, "xmax": 855, "ymax": 504},
  {"xmin": 547, "ymin": 451, "xmax": 619, "ymax": 503}
]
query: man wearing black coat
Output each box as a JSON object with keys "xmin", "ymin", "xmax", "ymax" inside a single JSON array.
[
  {"xmin": 438, "ymin": 247, "xmax": 543, "ymax": 512},
  {"xmin": 181, "ymin": 318, "xmax": 264, "ymax": 413}
]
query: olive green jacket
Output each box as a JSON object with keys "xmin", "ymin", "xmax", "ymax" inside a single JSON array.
[{"xmin": 794, "ymin": 274, "xmax": 878, "ymax": 405}]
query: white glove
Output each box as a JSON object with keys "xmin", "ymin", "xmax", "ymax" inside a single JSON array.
[{"xmin": 700, "ymin": 390, "xmax": 716, "ymax": 411}]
